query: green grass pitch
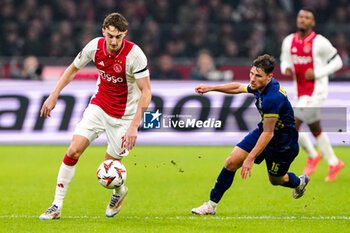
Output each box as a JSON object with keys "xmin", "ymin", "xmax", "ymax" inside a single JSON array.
[{"xmin": 1, "ymin": 145, "xmax": 349, "ymax": 232}]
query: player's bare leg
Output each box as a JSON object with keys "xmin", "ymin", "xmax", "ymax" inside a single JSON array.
[
  {"xmin": 268, "ymin": 174, "xmax": 289, "ymax": 186},
  {"xmin": 192, "ymin": 147, "xmax": 248, "ymax": 215},
  {"xmin": 296, "ymin": 118, "xmax": 321, "ymax": 176},
  {"xmin": 39, "ymin": 135, "xmax": 89, "ymax": 220},
  {"xmin": 105, "ymin": 153, "xmax": 128, "ymax": 217},
  {"xmin": 309, "ymin": 121, "xmax": 344, "ymax": 181}
]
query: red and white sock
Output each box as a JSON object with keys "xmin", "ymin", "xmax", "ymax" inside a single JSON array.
[
  {"xmin": 315, "ymin": 132, "xmax": 338, "ymax": 166},
  {"xmin": 52, "ymin": 154, "xmax": 78, "ymax": 208},
  {"xmin": 298, "ymin": 132, "xmax": 318, "ymax": 159}
]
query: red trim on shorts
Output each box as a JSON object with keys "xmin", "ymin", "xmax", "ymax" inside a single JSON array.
[{"xmin": 63, "ymin": 154, "xmax": 78, "ymax": 166}]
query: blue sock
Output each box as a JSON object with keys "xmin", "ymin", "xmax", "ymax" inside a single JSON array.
[
  {"xmin": 210, "ymin": 167, "xmax": 236, "ymax": 203},
  {"xmin": 282, "ymin": 172, "xmax": 301, "ymax": 188}
]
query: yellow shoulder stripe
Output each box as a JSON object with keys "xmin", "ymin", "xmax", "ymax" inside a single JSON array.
[
  {"xmin": 279, "ymin": 86, "xmax": 286, "ymax": 96},
  {"xmin": 245, "ymin": 84, "xmax": 249, "ymax": 93},
  {"xmin": 264, "ymin": 113, "xmax": 279, "ymax": 118}
]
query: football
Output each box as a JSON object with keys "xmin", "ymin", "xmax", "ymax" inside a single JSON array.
[{"xmin": 96, "ymin": 160, "xmax": 127, "ymax": 189}]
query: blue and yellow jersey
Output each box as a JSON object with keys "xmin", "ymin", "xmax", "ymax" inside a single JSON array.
[{"xmin": 246, "ymin": 78, "xmax": 297, "ymax": 151}]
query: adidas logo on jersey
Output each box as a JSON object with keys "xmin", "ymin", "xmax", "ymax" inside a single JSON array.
[{"xmin": 98, "ymin": 61, "xmax": 104, "ymax": 66}]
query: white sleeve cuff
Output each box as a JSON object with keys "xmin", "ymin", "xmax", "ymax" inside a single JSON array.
[{"xmin": 134, "ymin": 69, "xmax": 150, "ymax": 79}]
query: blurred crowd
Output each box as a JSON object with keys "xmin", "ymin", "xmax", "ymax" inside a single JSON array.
[{"xmin": 1, "ymin": 0, "xmax": 350, "ymax": 80}]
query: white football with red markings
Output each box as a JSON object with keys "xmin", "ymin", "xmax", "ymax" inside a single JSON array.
[{"xmin": 97, "ymin": 159, "xmax": 127, "ymax": 189}]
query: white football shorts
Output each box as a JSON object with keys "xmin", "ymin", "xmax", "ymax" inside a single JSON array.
[
  {"xmin": 73, "ymin": 104, "xmax": 132, "ymax": 159},
  {"xmin": 294, "ymin": 95, "xmax": 324, "ymax": 124}
]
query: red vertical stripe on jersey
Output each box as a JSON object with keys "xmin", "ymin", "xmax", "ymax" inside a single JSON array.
[
  {"xmin": 91, "ymin": 38, "xmax": 135, "ymax": 118},
  {"xmin": 291, "ymin": 31, "xmax": 317, "ymax": 97}
]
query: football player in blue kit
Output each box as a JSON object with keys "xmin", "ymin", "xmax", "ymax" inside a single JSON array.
[{"xmin": 192, "ymin": 54, "xmax": 309, "ymax": 215}]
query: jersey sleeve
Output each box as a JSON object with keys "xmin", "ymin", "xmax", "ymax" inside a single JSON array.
[
  {"xmin": 280, "ymin": 34, "xmax": 294, "ymax": 74},
  {"xmin": 317, "ymin": 35, "xmax": 338, "ymax": 61},
  {"xmin": 73, "ymin": 38, "xmax": 99, "ymax": 69},
  {"xmin": 245, "ymin": 84, "xmax": 256, "ymax": 93},
  {"xmin": 262, "ymin": 96, "xmax": 282, "ymax": 118},
  {"xmin": 313, "ymin": 35, "xmax": 343, "ymax": 79},
  {"xmin": 126, "ymin": 45, "xmax": 150, "ymax": 79}
]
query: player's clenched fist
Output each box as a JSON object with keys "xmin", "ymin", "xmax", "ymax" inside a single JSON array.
[
  {"xmin": 195, "ymin": 84, "xmax": 212, "ymax": 95},
  {"xmin": 305, "ymin": 68, "xmax": 315, "ymax": 80}
]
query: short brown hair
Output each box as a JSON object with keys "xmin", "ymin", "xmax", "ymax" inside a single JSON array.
[
  {"xmin": 252, "ymin": 54, "xmax": 276, "ymax": 75},
  {"xmin": 103, "ymin": 13, "xmax": 128, "ymax": 32}
]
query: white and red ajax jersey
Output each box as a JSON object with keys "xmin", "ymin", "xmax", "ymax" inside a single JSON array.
[
  {"xmin": 73, "ymin": 37, "xmax": 149, "ymax": 119},
  {"xmin": 280, "ymin": 31, "xmax": 343, "ymax": 99}
]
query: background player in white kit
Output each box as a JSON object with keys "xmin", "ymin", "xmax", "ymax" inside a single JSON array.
[
  {"xmin": 280, "ymin": 7, "xmax": 344, "ymax": 182},
  {"xmin": 39, "ymin": 13, "xmax": 151, "ymax": 219}
]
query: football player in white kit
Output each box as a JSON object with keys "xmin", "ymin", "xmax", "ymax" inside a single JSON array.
[
  {"xmin": 280, "ymin": 7, "xmax": 344, "ymax": 182},
  {"xmin": 39, "ymin": 13, "xmax": 152, "ymax": 219}
]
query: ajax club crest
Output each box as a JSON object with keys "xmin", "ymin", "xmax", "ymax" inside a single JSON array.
[{"xmin": 113, "ymin": 63, "xmax": 123, "ymax": 73}]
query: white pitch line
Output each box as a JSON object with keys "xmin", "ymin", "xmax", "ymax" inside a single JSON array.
[{"xmin": 0, "ymin": 215, "xmax": 349, "ymax": 220}]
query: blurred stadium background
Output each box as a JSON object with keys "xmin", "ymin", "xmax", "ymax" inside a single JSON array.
[{"xmin": 1, "ymin": 0, "xmax": 350, "ymax": 81}]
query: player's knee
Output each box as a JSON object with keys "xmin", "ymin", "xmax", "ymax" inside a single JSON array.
[
  {"xmin": 224, "ymin": 157, "xmax": 239, "ymax": 171},
  {"xmin": 67, "ymin": 146, "xmax": 83, "ymax": 159}
]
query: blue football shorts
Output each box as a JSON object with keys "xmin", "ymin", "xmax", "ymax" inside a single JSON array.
[{"xmin": 237, "ymin": 128, "xmax": 299, "ymax": 176}]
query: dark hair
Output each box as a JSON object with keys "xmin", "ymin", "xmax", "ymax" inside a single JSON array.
[
  {"xmin": 300, "ymin": 7, "xmax": 316, "ymax": 19},
  {"xmin": 103, "ymin": 13, "xmax": 128, "ymax": 32},
  {"xmin": 252, "ymin": 54, "xmax": 276, "ymax": 75}
]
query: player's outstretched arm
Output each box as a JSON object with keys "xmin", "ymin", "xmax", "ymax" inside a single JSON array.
[
  {"xmin": 124, "ymin": 77, "xmax": 152, "ymax": 151},
  {"xmin": 40, "ymin": 63, "xmax": 79, "ymax": 118},
  {"xmin": 241, "ymin": 117, "xmax": 277, "ymax": 179},
  {"xmin": 195, "ymin": 82, "xmax": 246, "ymax": 95}
]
